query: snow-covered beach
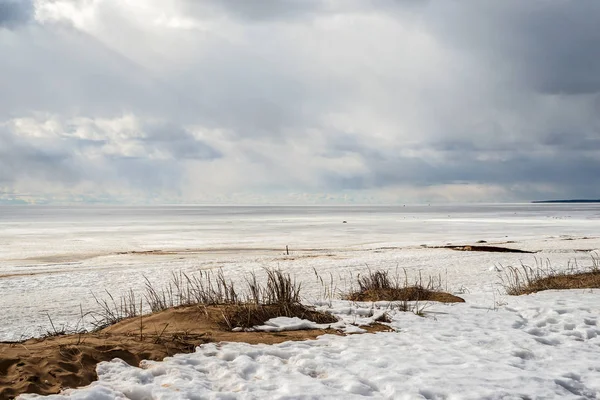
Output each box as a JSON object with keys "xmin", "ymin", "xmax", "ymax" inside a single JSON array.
[
  {"xmin": 22, "ymin": 292, "xmax": 600, "ymax": 399},
  {"xmin": 3, "ymin": 205, "xmax": 600, "ymax": 399}
]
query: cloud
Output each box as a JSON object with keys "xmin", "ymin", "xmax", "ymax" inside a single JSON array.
[
  {"xmin": 427, "ymin": 1, "xmax": 600, "ymax": 95},
  {"xmin": 0, "ymin": 0, "xmax": 33, "ymax": 28},
  {"xmin": 0, "ymin": 125, "xmax": 79, "ymax": 185},
  {"xmin": 180, "ymin": 0, "xmax": 416, "ymax": 22},
  {"xmin": 188, "ymin": 0, "xmax": 325, "ymax": 21},
  {"xmin": 1, "ymin": 0, "xmax": 599, "ymax": 203},
  {"xmin": 0, "ymin": 115, "xmax": 222, "ymax": 200}
]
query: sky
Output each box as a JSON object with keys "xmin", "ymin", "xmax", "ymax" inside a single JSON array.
[{"xmin": 1, "ymin": 0, "xmax": 599, "ymax": 204}]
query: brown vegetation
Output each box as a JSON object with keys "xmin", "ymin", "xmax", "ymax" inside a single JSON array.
[
  {"xmin": 500, "ymin": 256, "xmax": 600, "ymax": 295},
  {"xmin": 220, "ymin": 303, "xmax": 337, "ymax": 330},
  {"xmin": 343, "ymin": 270, "xmax": 465, "ymax": 303},
  {"xmin": 86, "ymin": 269, "xmax": 336, "ymax": 330}
]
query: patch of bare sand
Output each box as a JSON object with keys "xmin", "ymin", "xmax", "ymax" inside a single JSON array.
[{"xmin": 0, "ymin": 305, "xmax": 389, "ymax": 399}]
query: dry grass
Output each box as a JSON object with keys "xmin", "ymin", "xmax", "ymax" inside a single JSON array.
[
  {"xmin": 89, "ymin": 269, "xmax": 336, "ymax": 331},
  {"xmin": 90, "ymin": 289, "xmax": 141, "ymax": 330},
  {"xmin": 343, "ymin": 269, "xmax": 465, "ymax": 304},
  {"xmin": 500, "ymin": 255, "xmax": 600, "ymax": 295},
  {"xmin": 220, "ymin": 303, "xmax": 337, "ymax": 329},
  {"xmin": 143, "ymin": 270, "xmax": 239, "ymax": 311},
  {"xmin": 219, "ymin": 269, "xmax": 336, "ymax": 329}
]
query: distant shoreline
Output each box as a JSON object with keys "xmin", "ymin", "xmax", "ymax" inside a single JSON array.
[{"xmin": 532, "ymin": 199, "xmax": 600, "ymax": 204}]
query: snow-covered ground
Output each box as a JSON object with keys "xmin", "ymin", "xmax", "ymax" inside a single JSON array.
[
  {"xmin": 3, "ymin": 205, "xmax": 600, "ymax": 398},
  {"xmin": 22, "ymin": 291, "xmax": 600, "ymax": 399}
]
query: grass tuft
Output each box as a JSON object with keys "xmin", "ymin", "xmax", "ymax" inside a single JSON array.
[
  {"xmin": 221, "ymin": 269, "xmax": 336, "ymax": 329},
  {"xmin": 89, "ymin": 289, "xmax": 140, "ymax": 330},
  {"xmin": 500, "ymin": 255, "xmax": 600, "ymax": 295},
  {"xmin": 88, "ymin": 269, "xmax": 336, "ymax": 331},
  {"xmin": 344, "ymin": 269, "xmax": 465, "ymax": 304}
]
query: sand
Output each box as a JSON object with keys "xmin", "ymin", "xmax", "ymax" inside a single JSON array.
[{"xmin": 0, "ymin": 305, "xmax": 389, "ymax": 399}]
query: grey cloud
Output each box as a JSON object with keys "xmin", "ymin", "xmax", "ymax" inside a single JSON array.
[
  {"xmin": 0, "ymin": 22, "xmax": 310, "ymax": 136},
  {"xmin": 142, "ymin": 123, "xmax": 222, "ymax": 160},
  {"xmin": 166, "ymin": 43, "xmax": 316, "ymax": 139},
  {"xmin": 428, "ymin": 2, "xmax": 600, "ymax": 95},
  {"xmin": 319, "ymin": 122, "xmax": 600, "ymax": 196},
  {"xmin": 108, "ymin": 156, "xmax": 182, "ymax": 192},
  {"xmin": 202, "ymin": 0, "xmax": 324, "ymax": 21},
  {"xmin": 542, "ymin": 130, "xmax": 600, "ymax": 151},
  {"xmin": 0, "ymin": 126, "xmax": 80, "ymax": 184},
  {"xmin": 322, "ymin": 149, "xmax": 600, "ymax": 199},
  {"xmin": 0, "ymin": 120, "xmax": 214, "ymax": 194},
  {"xmin": 0, "ymin": 25, "xmax": 187, "ymax": 119},
  {"xmin": 0, "ymin": 0, "xmax": 33, "ymax": 28},
  {"xmin": 188, "ymin": 0, "xmax": 425, "ymax": 22}
]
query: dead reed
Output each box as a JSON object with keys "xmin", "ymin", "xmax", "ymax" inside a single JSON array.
[{"xmin": 499, "ymin": 255, "xmax": 600, "ymax": 295}]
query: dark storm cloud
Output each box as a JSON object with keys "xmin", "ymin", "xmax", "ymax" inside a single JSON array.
[
  {"xmin": 0, "ymin": 0, "xmax": 33, "ymax": 28},
  {"xmin": 429, "ymin": 1, "xmax": 600, "ymax": 95},
  {"xmin": 542, "ymin": 130, "xmax": 600, "ymax": 151},
  {"xmin": 321, "ymin": 120, "xmax": 600, "ymax": 196},
  {"xmin": 321, "ymin": 149, "xmax": 600, "ymax": 197}
]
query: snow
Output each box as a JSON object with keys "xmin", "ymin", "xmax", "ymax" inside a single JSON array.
[
  {"xmin": 253, "ymin": 317, "xmax": 334, "ymax": 332},
  {"xmin": 251, "ymin": 307, "xmax": 390, "ymax": 334},
  {"xmin": 4, "ymin": 205, "xmax": 600, "ymax": 398},
  {"xmin": 21, "ymin": 291, "xmax": 600, "ymax": 399}
]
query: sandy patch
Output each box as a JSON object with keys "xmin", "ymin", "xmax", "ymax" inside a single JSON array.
[{"xmin": 0, "ymin": 305, "xmax": 388, "ymax": 399}]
